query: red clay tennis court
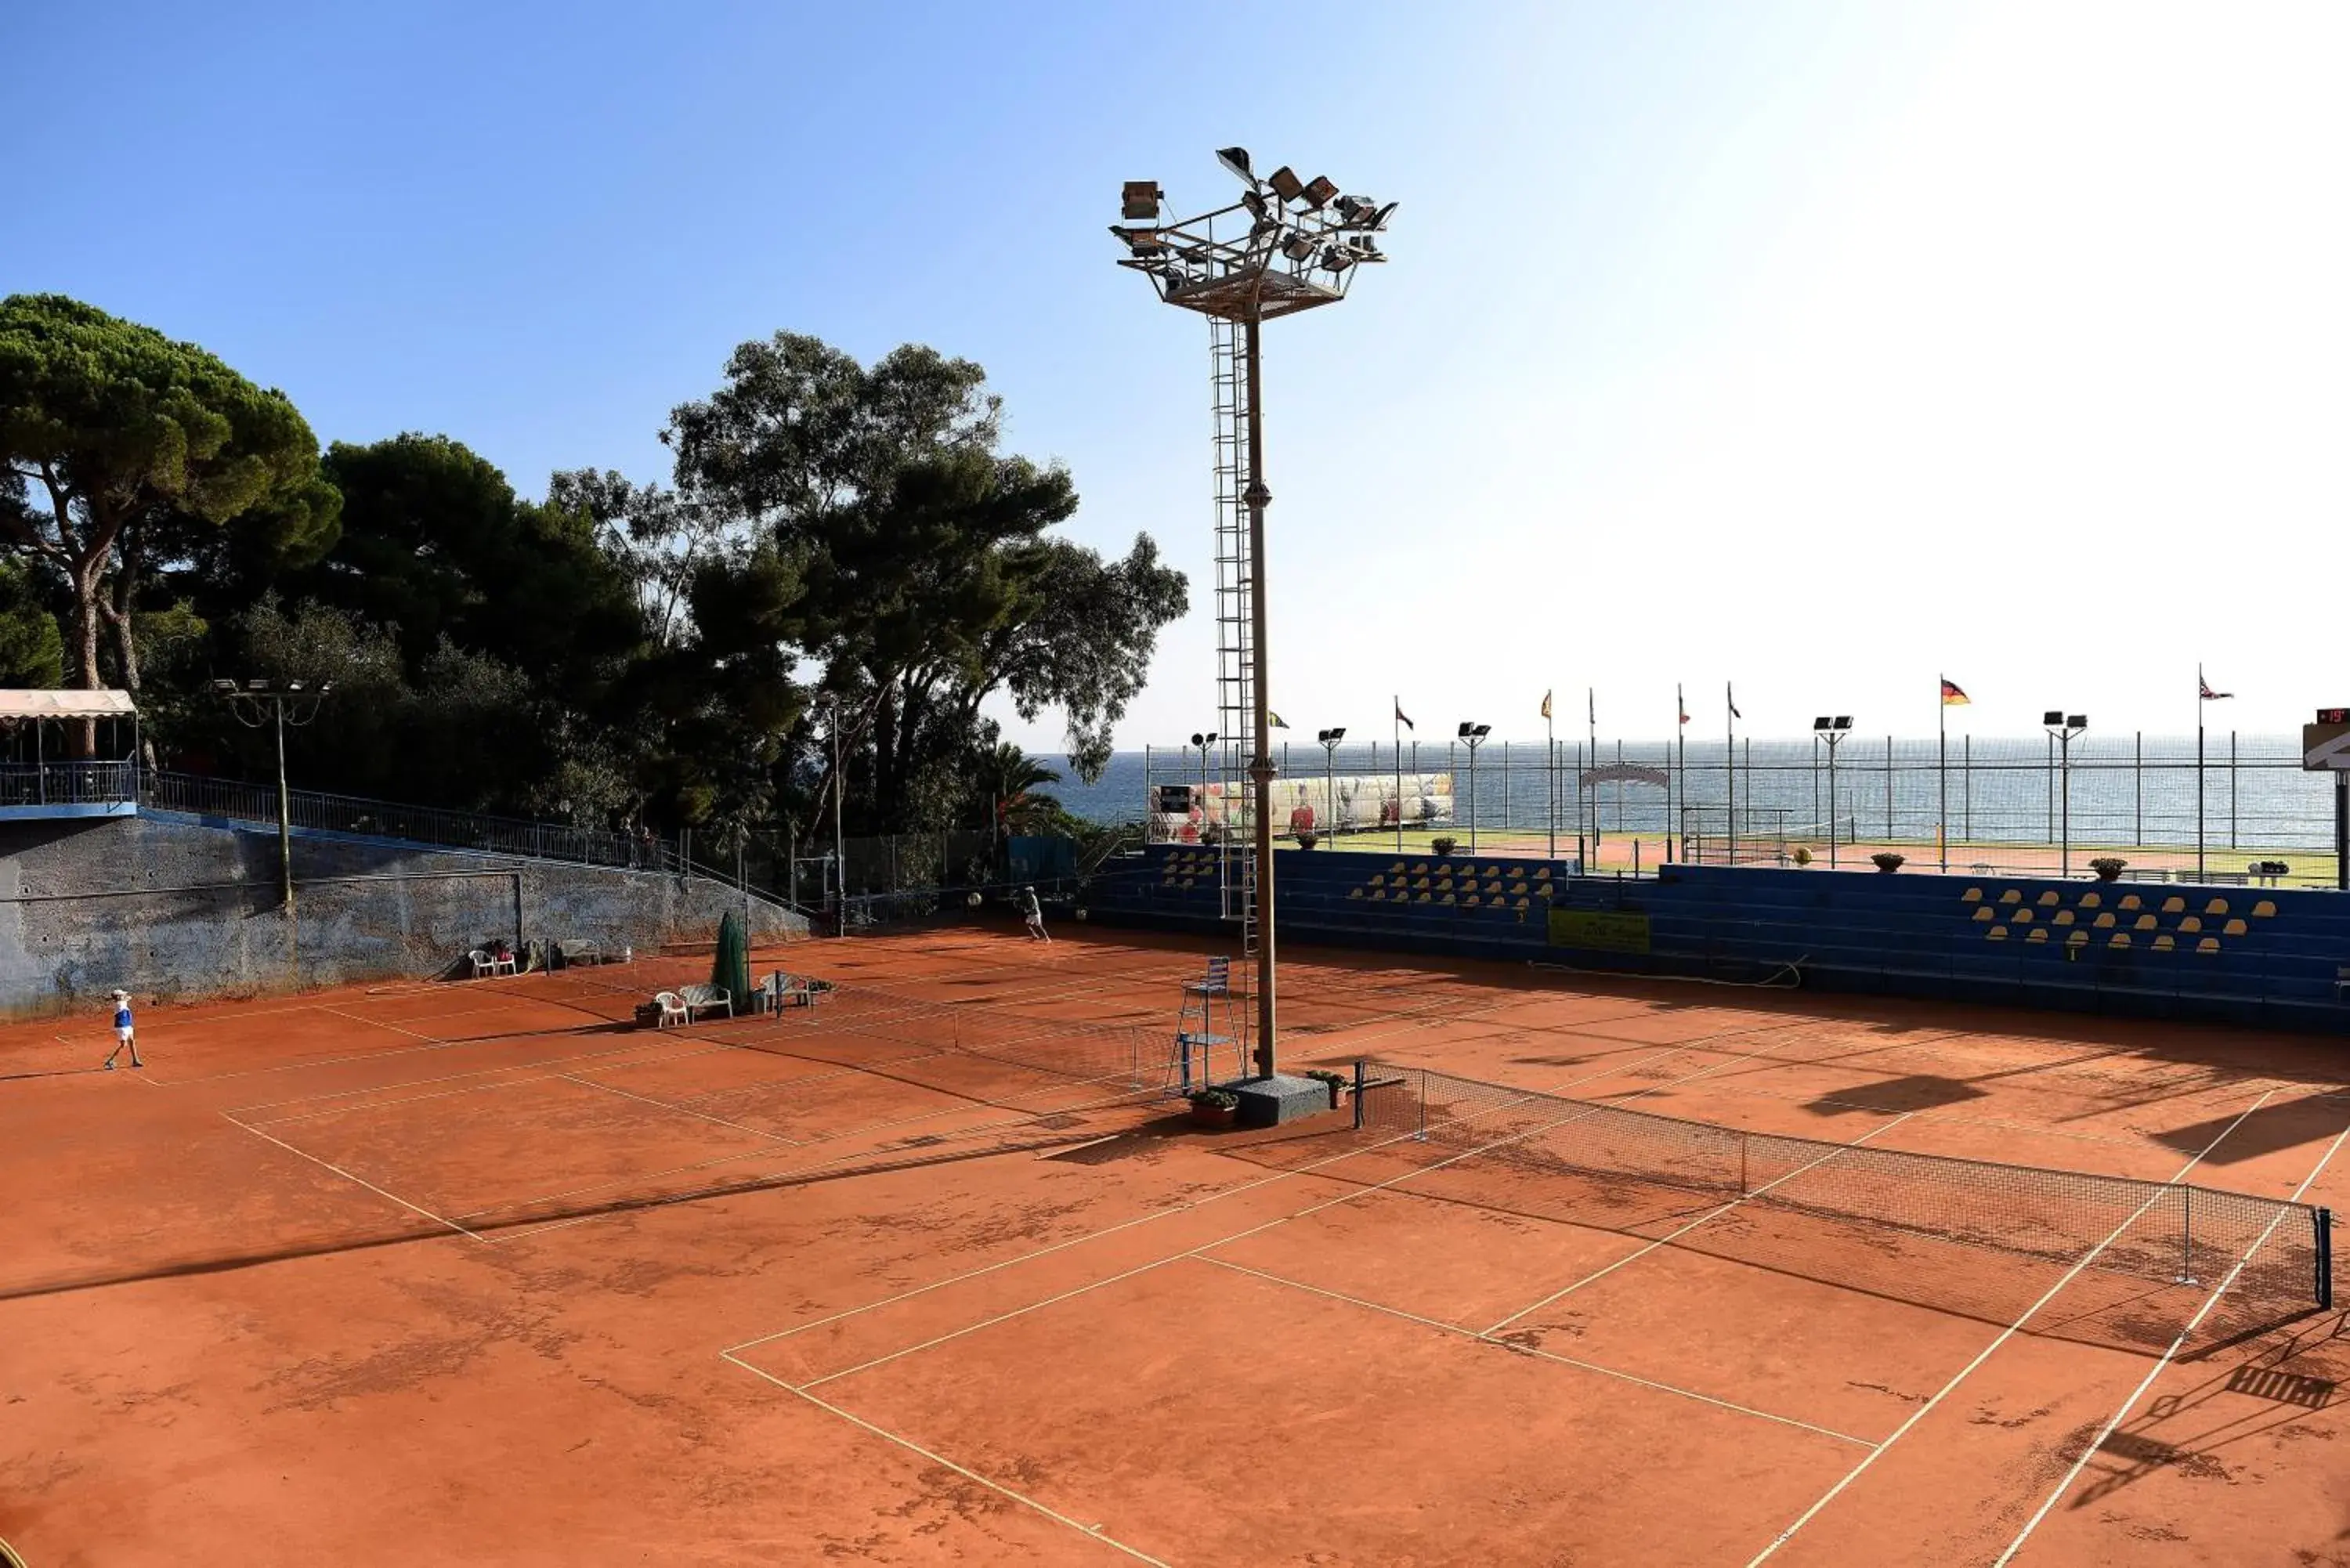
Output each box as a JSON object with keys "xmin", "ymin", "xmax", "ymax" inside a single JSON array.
[{"xmin": 2, "ymin": 927, "xmax": 2345, "ymax": 1566}]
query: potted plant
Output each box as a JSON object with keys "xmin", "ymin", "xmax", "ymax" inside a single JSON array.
[
  {"xmin": 1297, "ymin": 830, "xmax": 1319, "ymax": 851},
  {"xmin": 1188, "ymin": 1089, "xmax": 1239, "ymax": 1129},
  {"xmin": 1301, "ymin": 1068, "xmax": 1349, "ymax": 1111},
  {"xmin": 1430, "ymin": 835, "xmax": 1459, "ymax": 858},
  {"xmin": 1871, "ymin": 852, "xmax": 1904, "ymax": 873},
  {"xmin": 2088, "ymin": 856, "xmax": 2127, "ymax": 882}
]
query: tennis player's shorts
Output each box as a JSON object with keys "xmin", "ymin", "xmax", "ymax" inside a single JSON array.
[{"xmin": 117, "ymin": 1026, "xmax": 135, "ymax": 1044}]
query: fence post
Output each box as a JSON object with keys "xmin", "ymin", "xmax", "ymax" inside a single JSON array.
[
  {"xmin": 1885, "ymin": 735, "xmax": 1893, "ymax": 840},
  {"xmin": 2135, "ymin": 729, "xmax": 2143, "ymax": 849},
  {"xmin": 1352, "ymin": 1060, "xmax": 1365, "ymax": 1130}
]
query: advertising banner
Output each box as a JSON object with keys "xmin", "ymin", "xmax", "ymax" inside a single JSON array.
[{"xmin": 1151, "ymin": 772, "xmax": 1453, "ymax": 844}]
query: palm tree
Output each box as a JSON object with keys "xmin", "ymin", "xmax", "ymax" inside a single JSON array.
[{"xmin": 978, "ymin": 742, "xmax": 1062, "ymax": 835}]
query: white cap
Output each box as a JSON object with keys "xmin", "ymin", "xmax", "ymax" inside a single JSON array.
[{"xmin": 111, "ymin": 989, "xmax": 130, "ymax": 1001}]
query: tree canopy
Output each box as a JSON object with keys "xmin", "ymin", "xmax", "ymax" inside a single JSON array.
[{"xmin": 3, "ymin": 301, "xmax": 1186, "ymax": 845}]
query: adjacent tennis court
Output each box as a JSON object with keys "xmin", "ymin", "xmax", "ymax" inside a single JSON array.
[{"xmin": 2, "ymin": 926, "xmax": 2345, "ymax": 1566}]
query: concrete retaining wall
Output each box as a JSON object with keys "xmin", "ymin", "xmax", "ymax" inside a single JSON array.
[{"xmin": 0, "ymin": 811, "xmax": 808, "ymax": 1017}]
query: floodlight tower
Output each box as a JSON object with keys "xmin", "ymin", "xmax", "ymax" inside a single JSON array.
[
  {"xmin": 1113, "ymin": 149, "xmax": 1394, "ymax": 1080},
  {"xmin": 213, "ymin": 677, "xmax": 333, "ymax": 914}
]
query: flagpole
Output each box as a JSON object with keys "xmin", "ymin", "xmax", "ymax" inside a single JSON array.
[
  {"xmin": 1586, "ymin": 688, "xmax": 1598, "ymax": 861},
  {"xmin": 1938, "ymin": 675, "xmax": 1948, "ymax": 873},
  {"xmin": 1394, "ymin": 695, "xmax": 1403, "ymax": 853},
  {"xmin": 1545, "ymin": 703, "xmax": 1556, "ymax": 860},
  {"xmin": 1676, "ymin": 683, "xmax": 1687, "ymax": 863},
  {"xmin": 1726, "ymin": 681, "xmax": 1737, "ymax": 868},
  {"xmin": 2196, "ymin": 666, "xmax": 2206, "ymax": 881}
]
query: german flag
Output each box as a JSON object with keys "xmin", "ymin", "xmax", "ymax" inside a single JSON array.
[{"xmin": 1940, "ymin": 677, "xmax": 1970, "ymax": 706}]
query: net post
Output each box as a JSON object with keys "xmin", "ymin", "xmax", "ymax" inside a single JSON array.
[
  {"xmin": 2317, "ymin": 1207, "xmax": 2334, "ymax": 1311},
  {"xmin": 1738, "ymin": 1133, "xmax": 1748, "ymax": 1198},
  {"xmin": 1352, "ymin": 1060, "xmax": 1365, "ymax": 1131},
  {"xmin": 2178, "ymin": 1185, "xmax": 2195, "ymax": 1286},
  {"xmin": 1415, "ymin": 1068, "xmax": 1428, "ymax": 1143}
]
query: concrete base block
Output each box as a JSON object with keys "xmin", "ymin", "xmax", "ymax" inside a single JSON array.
[{"xmin": 1224, "ymin": 1073, "xmax": 1336, "ymax": 1129}]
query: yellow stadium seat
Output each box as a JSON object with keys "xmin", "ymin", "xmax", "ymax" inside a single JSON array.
[
  {"xmin": 1389, "ymin": 862, "xmax": 1405, "ymax": 873},
  {"xmin": 2162, "ymin": 896, "xmax": 2186, "ymax": 913},
  {"xmin": 2120, "ymin": 894, "xmax": 2143, "ymax": 911},
  {"xmin": 1514, "ymin": 897, "xmax": 1530, "ymax": 909},
  {"xmin": 2204, "ymin": 898, "xmax": 2229, "ymax": 916},
  {"xmin": 1347, "ymin": 887, "xmax": 1364, "ymax": 899},
  {"xmin": 1534, "ymin": 866, "xmax": 1553, "ymax": 879},
  {"xmin": 1509, "ymin": 881, "xmax": 1528, "ymax": 895},
  {"xmin": 1962, "ymin": 887, "xmax": 1983, "ymax": 902},
  {"xmin": 2154, "ymin": 934, "xmax": 2175, "ymax": 952},
  {"xmin": 2224, "ymin": 918, "xmax": 2247, "ymax": 937},
  {"xmin": 2253, "ymin": 899, "xmax": 2277, "ymax": 918},
  {"xmin": 2197, "ymin": 937, "xmax": 2222, "ymax": 954},
  {"xmin": 1415, "ymin": 892, "xmax": 1430, "ymax": 903},
  {"xmin": 1441, "ymin": 893, "xmax": 1456, "ymax": 905},
  {"xmin": 2135, "ymin": 914, "xmax": 2158, "ymax": 931},
  {"xmin": 2026, "ymin": 928, "xmax": 2048, "ymax": 943},
  {"xmin": 1483, "ymin": 865, "xmax": 1502, "ymax": 876},
  {"xmin": 2013, "ymin": 909, "xmax": 2034, "ymax": 924},
  {"xmin": 2054, "ymin": 910, "xmax": 2075, "ymax": 927},
  {"xmin": 1986, "ymin": 926, "xmax": 2008, "ymax": 941},
  {"xmin": 2067, "ymin": 930, "xmax": 2089, "ymax": 947},
  {"xmin": 2109, "ymin": 932, "xmax": 2131, "ymax": 948},
  {"xmin": 1973, "ymin": 907, "xmax": 1996, "ymax": 923},
  {"xmin": 1463, "ymin": 894, "xmax": 1480, "ymax": 908},
  {"xmin": 2093, "ymin": 912, "xmax": 2116, "ymax": 928},
  {"xmin": 2077, "ymin": 891, "xmax": 2101, "ymax": 909},
  {"xmin": 2037, "ymin": 891, "xmax": 2061, "ymax": 907},
  {"xmin": 2178, "ymin": 916, "xmax": 2203, "ymax": 934},
  {"xmin": 2000, "ymin": 889, "xmax": 2023, "ymax": 905}
]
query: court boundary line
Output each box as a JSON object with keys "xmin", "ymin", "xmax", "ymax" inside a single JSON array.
[
  {"xmin": 747, "ymin": 1025, "xmax": 1825, "ymax": 1389},
  {"xmin": 224, "ymin": 1113, "xmax": 486, "ymax": 1244},
  {"xmin": 1990, "ymin": 1112, "xmax": 2350, "ymax": 1566},
  {"xmin": 1197, "ymin": 1255, "xmax": 1878, "ymax": 1447},
  {"xmin": 1741, "ymin": 1086, "xmax": 2280, "ymax": 1566},
  {"xmin": 718, "ymin": 1351, "xmax": 1171, "ymax": 1566},
  {"xmin": 1480, "ymin": 1111, "xmax": 1919, "ymax": 1337},
  {"xmin": 720, "ymin": 1034, "xmax": 1730, "ymax": 1361}
]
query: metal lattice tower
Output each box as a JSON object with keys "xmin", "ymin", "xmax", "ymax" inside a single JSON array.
[{"xmin": 1208, "ymin": 317, "xmax": 1258, "ymax": 984}]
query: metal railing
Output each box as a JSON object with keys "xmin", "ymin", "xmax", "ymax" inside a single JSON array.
[
  {"xmin": 0, "ymin": 760, "xmax": 139, "ymax": 809},
  {"xmin": 140, "ymin": 771, "xmax": 685, "ymax": 873}
]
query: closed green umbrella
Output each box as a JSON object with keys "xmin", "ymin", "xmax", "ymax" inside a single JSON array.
[{"xmin": 714, "ymin": 910, "xmax": 750, "ymax": 1010}]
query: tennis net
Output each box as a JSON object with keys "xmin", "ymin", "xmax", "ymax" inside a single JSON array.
[{"xmin": 1352, "ymin": 1062, "xmax": 2333, "ymax": 1315}]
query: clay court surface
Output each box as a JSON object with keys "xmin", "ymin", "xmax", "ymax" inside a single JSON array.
[{"xmin": 3, "ymin": 927, "xmax": 2347, "ymax": 1566}]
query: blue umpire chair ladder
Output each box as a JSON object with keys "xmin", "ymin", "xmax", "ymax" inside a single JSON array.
[{"xmin": 1172, "ymin": 957, "xmax": 1242, "ymax": 1093}]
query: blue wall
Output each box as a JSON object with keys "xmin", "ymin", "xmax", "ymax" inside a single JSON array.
[{"xmin": 1086, "ymin": 847, "xmax": 2350, "ymax": 1034}]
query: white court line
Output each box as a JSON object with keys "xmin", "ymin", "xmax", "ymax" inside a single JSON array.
[
  {"xmin": 225, "ymin": 1114, "xmax": 486, "ymax": 1244},
  {"xmin": 1742, "ymin": 1087, "xmax": 2281, "ymax": 1567},
  {"xmin": 229, "ymin": 1038, "xmax": 743, "ymax": 1120},
  {"xmin": 718, "ymin": 1351, "xmax": 1171, "ymax": 1566},
  {"xmin": 1483, "ymin": 1112, "xmax": 1919, "ymax": 1336},
  {"xmin": 1991, "ymin": 1115, "xmax": 2350, "ymax": 1567},
  {"xmin": 1200, "ymin": 1255, "xmax": 1878, "ymax": 1448},
  {"xmin": 556, "ymin": 1072, "xmax": 802, "ymax": 1145},
  {"xmin": 778, "ymin": 1035, "xmax": 1809, "ymax": 1390},
  {"xmin": 721, "ymin": 1035, "xmax": 1720, "ymax": 1359}
]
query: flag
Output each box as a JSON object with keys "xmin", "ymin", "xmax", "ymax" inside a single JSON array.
[
  {"xmin": 1587, "ymin": 688, "xmax": 1595, "ymax": 724},
  {"xmin": 1269, "ymin": 710, "xmax": 1290, "ymax": 728},
  {"xmin": 1727, "ymin": 683, "xmax": 1741, "ymax": 721},
  {"xmin": 2199, "ymin": 670, "xmax": 2232, "ymax": 701},
  {"xmin": 1677, "ymin": 685, "xmax": 1690, "ymax": 726},
  {"xmin": 1940, "ymin": 677, "xmax": 1971, "ymax": 706},
  {"xmin": 1394, "ymin": 699, "xmax": 1414, "ymax": 731},
  {"xmin": 1540, "ymin": 689, "xmax": 1553, "ymax": 721}
]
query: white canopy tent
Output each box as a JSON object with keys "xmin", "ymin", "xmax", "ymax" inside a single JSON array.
[{"xmin": 0, "ymin": 688, "xmax": 137, "ymax": 720}]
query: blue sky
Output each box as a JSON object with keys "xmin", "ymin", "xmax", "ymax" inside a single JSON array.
[{"xmin": 13, "ymin": 2, "xmax": 2347, "ymax": 755}]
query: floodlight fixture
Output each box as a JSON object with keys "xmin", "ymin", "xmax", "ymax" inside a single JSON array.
[
  {"xmin": 1300, "ymin": 175, "xmax": 1338, "ymax": 209},
  {"xmin": 1317, "ymin": 727, "xmax": 1347, "ymax": 744},
  {"xmin": 213, "ymin": 677, "xmax": 236, "ymax": 693},
  {"xmin": 2069, "ymin": 714, "xmax": 2087, "ymax": 730},
  {"xmin": 1122, "ymin": 181, "xmax": 1162, "ymax": 220},
  {"xmin": 248, "ymin": 678, "xmax": 268, "ymax": 691},
  {"xmin": 2043, "ymin": 710, "xmax": 2064, "ymax": 727},
  {"xmin": 1834, "ymin": 715, "xmax": 1853, "ymax": 730},
  {"xmin": 1267, "ymin": 166, "xmax": 1307, "ymax": 204},
  {"xmin": 1320, "ymin": 246, "xmax": 1355, "ymax": 272},
  {"xmin": 1280, "ymin": 234, "xmax": 1316, "ymax": 262},
  {"xmin": 1813, "ymin": 717, "xmax": 1831, "ymax": 731},
  {"xmin": 1216, "ymin": 146, "xmax": 1256, "ymax": 185}
]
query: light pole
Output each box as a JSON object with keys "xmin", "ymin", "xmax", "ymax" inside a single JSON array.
[
  {"xmin": 1116, "ymin": 148, "xmax": 1394, "ymax": 1080},
  {"xmin": 2044, "ymin": 711, "xmax": 2088, "ymax": 876},
  {"xmin": 1813, "ymin": 716, "xmax": 1852, "ymax": 867},
  {"xmin": 1188, "ymin": 732, "xmax": 1218, "ymax": 841},
  {"xmin": 1317, "ymin": 727, "xmax": 1347, "ymax": 844},
  {"xmin": 213, "ymin": 677, "xmax": 332, "ymax": 914},
  {"xmin": 816, "ymin": 694, "xmax": 848, "ymax": 934},
  {"xmin": 1458, "ymin": 723, "xmax": 1491, "ymax": 851}
]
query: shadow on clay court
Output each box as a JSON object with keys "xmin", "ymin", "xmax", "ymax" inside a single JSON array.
[{"xmin": 2149, "ymin": 1091, "xmax": 2350, "ymax": 1166}]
